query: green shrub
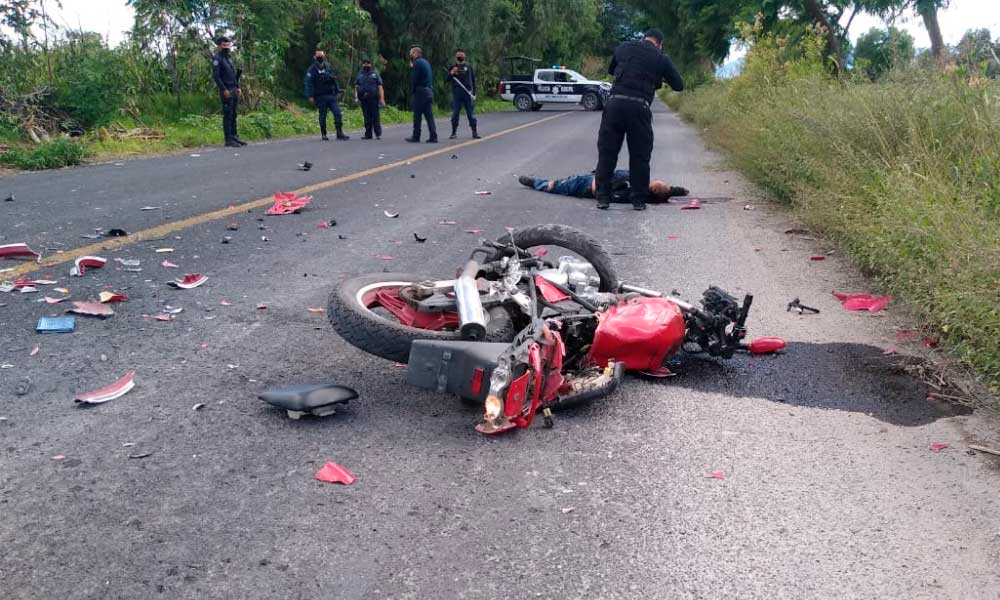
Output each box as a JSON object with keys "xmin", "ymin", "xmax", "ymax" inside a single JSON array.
[
  {"xmin": 669, "ymin": 27, "xmax": 1000, "ymax": 384},
  {"xmin": 0, "ymin": 138, "xmax": 87, "ymax": 169}
]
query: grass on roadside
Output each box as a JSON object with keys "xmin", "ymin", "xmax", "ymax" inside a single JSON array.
[
  {"xmin": 0, "ymin": 95, "xmax": 514, "ymax": 168},
  {"xmin": 664, "ymin": 64, "xmax": 1000, "ymax": 386}
]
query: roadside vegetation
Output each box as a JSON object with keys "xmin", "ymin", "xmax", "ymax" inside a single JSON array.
[{"xmin": 666, "ymin": 22, "xmax": 1000, "ymax": 385}]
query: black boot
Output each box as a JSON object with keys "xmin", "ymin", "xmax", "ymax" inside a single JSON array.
[
  {"xmin": 596, "ymin": 195, "xmax": 611, "ymax": 210},
  {"xmin": 336, "ymin": 126, "xmax": 349, "ymax": 140},
  {"xmin": 405, "ymin": 136, "xmax": 420, "ymax": 143},
  {"xmin": 632, "ymin": 202, "xmax": 647, "ymax": 211},
  {"xmin": 233, "ymin": 137, "xmax": 248, "ymax": 146},
  {"xmin": 518, "ymin": 176, "xmax": 536, "ymax": 188},
  {"xmin": 449, "ymin": 125, "xmax": 458, "ymax": 140},
  {"xmin": 471, "ymin": 125, "xmax": 481, "ymax": 139}
]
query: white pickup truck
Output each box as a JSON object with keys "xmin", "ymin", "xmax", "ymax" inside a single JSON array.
[{"xmin": 498, "ymin": 58, "xmax": 611, "ymax": 112}]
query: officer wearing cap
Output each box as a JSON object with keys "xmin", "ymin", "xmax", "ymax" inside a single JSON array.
[
  {"xmin": 594, "ymin": 29, "xmax": 684, "ymax": 210},
  {"xmin": 212, "ymin": 36, "xmax": 244, "ymax": 147},
  {"xmin": 354, "ymin": 58, "xmax": 385, "ymax": 140},
  {"xmin": 305, "ymin": 49, "xmax": 349, "ymax": 141}
]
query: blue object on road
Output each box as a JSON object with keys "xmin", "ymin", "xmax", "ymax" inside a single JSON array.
[{"xmin": 36, "ymin": 316, "xmax": 76, "ymax": 333}]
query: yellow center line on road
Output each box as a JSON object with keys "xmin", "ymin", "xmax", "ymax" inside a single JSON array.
[{"xmin": 6, "ymin": 111, "xmax": 571, "ymax": 279}]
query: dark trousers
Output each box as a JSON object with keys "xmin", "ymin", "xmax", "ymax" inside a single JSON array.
[
  {"xmin": 411, "ymin": 87, "xmax": 437, "ymax": 140},
  {"xmin": 220, "ymin": 90, "xmax": 239, "ymax": 141},
  {"xmin": 316, "ymin": 94, "xmax": 342, "ymax": 136},
  {"xmin": 360, "ymin": 95, "xmax": 382, "ymax": 137},
  {"xmin": 595, "ymin": 98, "xmax": 653, "ymax": 206},
  {"xmin": 450, "ymin": 91, "xmax": 476, "ymax": 129}
]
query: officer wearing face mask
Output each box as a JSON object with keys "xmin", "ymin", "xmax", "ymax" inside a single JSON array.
[
  {"xmin": 212, "ymin": 36, "xmax": 244, "ymax": 147},
  {"xmin": 447, "ymin": 49, "xmax": 479, "ymax": 139},
  {"xmin": 354, "ymin": 58, "xmax": 385, "ymax": 140},
  {"xmin": 305, "ymin": 49, "xmax": 349, "ymax": 141}
]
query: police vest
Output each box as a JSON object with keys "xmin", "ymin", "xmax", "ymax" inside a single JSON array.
[
  {"xmin": 612, "ymin": 41, "xmax": 661, "ymax": 101},
  {"xmin": 312, "ymin": 65, "xmax": 338, "ymax": 95},
  {"xmin": 357, "ymin": 71, "xmax": 380, "ymax": 97}
]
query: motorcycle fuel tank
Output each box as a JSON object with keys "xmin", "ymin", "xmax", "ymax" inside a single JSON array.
[{"xmin": 588, "ymin": 297, "xmax": 686, "ymax": 371}]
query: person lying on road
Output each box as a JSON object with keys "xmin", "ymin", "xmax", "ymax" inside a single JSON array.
[{"xmin": 518, "ymin": 170, "xmax": 687, "ymax": 204}]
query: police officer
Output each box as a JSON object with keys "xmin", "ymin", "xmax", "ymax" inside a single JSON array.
[
  {"xmin": 405, "ymin": 46, "xmax": 438, "ymax": 143},
  {"xmin": 594, "ymin": 29, "xmax": 684, "ymax": 211},
  {"xmin": 447, "ymin": 48, "xmax": 479, "ymax": 139},
  {"xmin": 354, "ymin": 58, "xmax": 385, "ymax": 140},
  {"xmin": 212, "ymin": 37, "xmax": 244, "ymax": 147},
  {"xmin": 305, "ymin": 49, "xmax": 349, "ymax": 141}
]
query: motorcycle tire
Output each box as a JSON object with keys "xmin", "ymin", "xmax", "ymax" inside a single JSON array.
[
  {"xmin": 495, "ymin": 224, "xmax": 619, "ymax": 292},
  {"xmin": 328, "ymin": 273, "xmax": 516, "ymax": 363}
]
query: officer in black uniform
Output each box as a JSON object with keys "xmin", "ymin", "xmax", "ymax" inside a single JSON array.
[
  {"xmin": 305, "ymin": 49, "xmax": 349, "ymax": 141},
  {"xmin": 594, "ymin": 29, "xmax": 684, "ymax": 210},
  {"xmin": 212, "ymin": 37, "xmax": 244, "ymax": 147},
  {"xmin": 354, "ymin": 58, "xmax": 385, "ymax": 140},
  {"xmin": 447, "ymin": 48, "xmax": 479, "ymax": 139}
]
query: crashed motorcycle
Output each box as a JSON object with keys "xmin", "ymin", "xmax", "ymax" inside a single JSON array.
[{"xmin": 328, "ymin": 225, "xmax": 785, "ymax": 434}]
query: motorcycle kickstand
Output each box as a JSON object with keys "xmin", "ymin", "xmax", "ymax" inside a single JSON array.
[{"xmin": 542, "ymin": 407, "xmax": 554, "ymax": 429}]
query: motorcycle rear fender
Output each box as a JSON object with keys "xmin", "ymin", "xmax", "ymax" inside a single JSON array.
[{"xmin": 406, "ymin": 340, "xmax": 509, "ymax": 402}]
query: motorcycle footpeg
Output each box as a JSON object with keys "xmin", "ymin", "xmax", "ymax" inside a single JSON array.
[{"xmin": 259, "ymin": 384, "xmax": 358, "ymax": 420}]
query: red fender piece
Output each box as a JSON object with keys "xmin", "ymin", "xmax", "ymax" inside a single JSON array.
[
  {"xmin": 0, "ymin": 243, "xmax": 41, "ymax": 261},
  {"xmin": 748, "ymin": 337, "xmax": 787, "ymax": 355},
  {"xmin": 314, "ymin": 461, "xmax": 356, "ymax": 485}
]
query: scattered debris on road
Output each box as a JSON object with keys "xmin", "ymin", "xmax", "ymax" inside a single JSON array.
[
  {"xmin": 297, "ymin": 161, "xmax": 313, "ymax": 171},
  {"xmin": 787, "ymin": 298, "xmax": 820, "ymax": 315},
  {"xmin": 383, "ymin": 210, "xmax": 399, "ymax": 218},
  {"xmin": 708, "ymin": 471, "xmax": 726, "ymax": 479},
  {"xmin": 74, "ymin": 370, "xmax": 136, "ymax": 404},
  {"xmin": 969, "ymin": 444, "xmax": 1000, "ymax": 457},
  {"xmin": 266, "ymin": 192, "xmax": 311, "ymax": 215},
  {"xmin": 474, "ymin": 191, "xmax": 492, "ymax": 196},
  {"xmin": 154, "ymin": 248, "xmax": 175, "ymax": 253},
  {"xmin": 832, "ymin": 291, "xmax": 891, "ymax": 313},
  {"xmin": 128, "ymin": 452, "xmax": 153, "ymax": 459},
  {"xmin": 168, "ymin": 274, "xmax": 208, "ymax": 289},
  {"xmin": 413, "ymin": 233, "xmax": 427, "ymax": 243},
  {"xmin": 107, "ymin": 228, "xmax": 128, "ymax": 237},
  {"xmin": 4, "ymin": 193, "xmax": 13, "ymax": 202},
  {"xmin": 680, "ymin": 199, "xmax": 702, "ymax": 210},
  {"xmin": 69, "ymin": 301, "xmax": 115, "ymax": 318},
  {"xmin": 114, "ymin": 258, "xmax": 141, "ymax": 268},
  {"xmin": 0, "ymin": 243, "xmax": 41, "ymax": 261},
  {"xmin": 809, "ymin": 255, "xmax": 826, "ymax": 261},
  {"xmin": 929, "ymin": 443, "xmax": 949, "ymax": 452},
  {"xmin": 139, "ymin": 206, "xmax": 160, "ymax": 211},
  {"xmin": 36, "ymin": 316, "xmax": 75, "ymax": 333},
  {"xmin": 314, "ymin": 461, "xmax": 356, "ymax": 485},
  {"xmin": 15, "ymin": 377, "xmax": 31, "ymax": 396},
  {"xmin": 192, "ymin": 403, "xmax": 206, "ymax": 411},
  {"xmin": 98, "ymin": 291, "xmax": 127, "ymax": 303}
]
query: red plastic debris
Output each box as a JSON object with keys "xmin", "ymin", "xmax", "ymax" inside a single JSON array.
[
  {"xmin": 266, "ymin": 192, "xmax": 312, "ymax": 216},
  {"xmin": 922, "ymin": 338, "xmax": 939, "ymax": 348},
  {"xmin": 534, "ymin": 276, "xmax": 571, "ymax": 303},
  {"xmin": 0, "ymin": 243, "xmax": 41, "ymax": 261},
  {"xmin": 161, "ymin": 260, "xmax": 179, "ymax": 269},
  {"xmin": 74, "ymin": 371, "xmax": 135, "ymax": 404},
  {"xmin": 168, "ymin": 274, "xmax": 208, "ymax": 289},
  {"xmin": 314, "ymin": 461, "xmax": 356, "ymax": 485},
  {"xmin": 375, "ymin": 255, "xmax": 394, "ymax": 261},
  {"xmin": 929, "ymin": 443, "xmax": 949, "ymax": 452},
  {"xmin": 748, "ymin": 337, "xmax": 787, "ymax": 355},
  {"xmin": 680, "ymin": 199, "xmax": 702, "ymax": 210},
  {"xmin": 464, "ymin": 229, "xmax": 483, "ymax": 234},
  {"xmin": 43, "ymin": 295, "xmax": 69, "ymax": 304},
  {"xmin": 667, "ymin": 235, "xmax": 680, "ymax": 240},
  {"xmin": 153, "ymin": 314, "xmax": 174, "ymax": 322},
  {"xmin": 98, "ymin": 291, "xmax": 128, "ymax": 303},
  {"xmin": 832, "ymin": 291, "xmax": 891, "ymax": 313},
  {"xmin": 809, "ymin": 255, "xmax": 826, "ymax": 261},
  {"xmin": 68, "ymin": 301, "xmax": 115, "ymax": 318},
  {"xmin": 708, "ymin": 471, "xmax": 725, "ymax": 479},
  {"xmin": 70, "ymin": 256, "xmax": 107, "ymax": 277},
  {"xmin": 474, "ymin": 191, "xmax": 492, "ymax": 196}
]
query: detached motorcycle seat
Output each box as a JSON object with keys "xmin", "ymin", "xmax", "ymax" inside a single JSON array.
[{"xmin": 259, "ymin": 384, "xmax": 358, "ymax": 419}]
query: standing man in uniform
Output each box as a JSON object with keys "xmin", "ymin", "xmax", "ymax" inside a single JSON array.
[
  {"xmin": 212, "ymin": 37, "xmax": 244, "ymax": 148},
  {"xmin": 305, "ymin": 49, "xmax": 349, "ymax": 141},
  {"xmin": 447, "ymin": 48, "xmax": 479, "ymax": 139},
  {"xmin": 594, "ymin": 29, "xmax": 684, "ymax": 211},
  {"xmin": 405, "ymin": 46, "xmax": 438, "ymax": 143},
  {"xmin": 354, "ymin": 58, "xmax": 385, "ymax": 140}
]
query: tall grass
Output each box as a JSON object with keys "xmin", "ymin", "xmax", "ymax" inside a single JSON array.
[{"xmin": 667, "ymin": 30, "xmax": 1000, "ymax": 384}]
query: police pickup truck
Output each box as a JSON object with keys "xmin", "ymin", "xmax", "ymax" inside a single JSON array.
[{"xmin": 498, "ymin": 56, "xmax": 610, "ymax": 112}]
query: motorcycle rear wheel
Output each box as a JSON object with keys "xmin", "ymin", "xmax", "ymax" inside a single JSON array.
[
  {"xmin": 328, "ymin": 273, "xmax": 515, "ymax": 363},
  {"xmin": 495, "ymin": 224, "xmax": 619, "ymax": 291}
]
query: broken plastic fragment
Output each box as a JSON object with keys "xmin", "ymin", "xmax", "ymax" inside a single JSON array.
[
  {"xmin": 266, "ymin": 192, "xmax": 312, "ymax": 216},
  {"xmin": 929, "ymin": 443, "xmax": 949, "ymax": 452},
  {"xmin": 314, "ymin": 461, "xmax": 356, "ymax": 485},
  {"xmin": 922, "ymin": 337, "xmax": 939, "ymax": 348},
  {"xmin": 298, "ymin": 161, "xmax": 313, "ymax": 171},
  {"xmin": 375, "ymin": 255, "xmax": 394, "ymax": 261},
  {"xmin": 383, "ymin": 210, "xmax": 399, "ymax": 218},
  {"xmin": 69, "ymin": 301, "xmax": 115, "ymax": 318},
  {"xmin": 464, "ymin": 229, "xmax": 483, "ymax": 234},
  {"xmin": 306, "ymin": 307, "xmax": 325, "ymax": 314},
  {"xmin": 708, "ymin": 471, "xmax": 725, "ymax": 479},
  {"xmin": 414, "ymin": 233, "xmax": 427, "ymax": 243},
  {"xmin": 0, "ymin": 243, "xmax": 41, "ymax": 262},
  {"xmin": 155, "ymin": 248, "xmax": 174, "ymax": 253},
  {"xmin": 168, "ymin": 274, "xmax": 208, "ymax": 289},
  {"xmin": 809, "ymin": 256, "xmax": 826, "ymax": 261},
  {"xmin": 74, "ymin": 370, "xmax": 135, "ymax": 404},
  {"xmin": 70, "ymin": 256, "xmax": 107, "ymax": 277},
  {"xmin": 161, "ymin": 260, "xmax": 179, "ymax": 269},
  {"xmin": 439, "ymin": 220, "xmax": 457, "ymax": 225},
  {"xmin": 114, "ymin": 258, "xmax": 140, "ymax": 267},
  {"xmin": 153, "ymin": 314, "xmax": 174, "ymax": 321},
  {"xmin": 680, "ymin": 199, "xmax": 702, "ymax": 210},
  {"xmin": 832, "ymin": 291, "xmax": 892, "ymax": 313},
  {"xmin": 30, "ymin": 346, "xmax": 39, "ymax": 357},
  {"xmin": 98, "ymin": 291, "xmax": 128, "ymax": 303},
  {"xmin": 474, "ymin": 191, "xmax": 492, "ymax": 196},
  {"xmin": 640, "ymin": 367, "xmax": 676, "ymax": 378},
  {"xmin": 37, "ymin": 316, "xmax": 75, "ymax": 333},
  {"xmin": 139, "ymin": 206, "xmax": 160, "ymax": 211},
  {"xmin": 192, "ymin": 403, "xmax": 206, "ymax": 410},
  {"xmin": 107, "ymin": 228, "xmax": 128, "ymax": 237}
]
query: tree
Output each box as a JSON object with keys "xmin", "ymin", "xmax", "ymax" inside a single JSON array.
[
  {"xmin": 913, "ymin": 0, "xmax": 947, "ymax": 63},
  {"xmin": 854, "ymin": 25, "xmax": 914, "ymax": 79},
  {"xmin": 955, "ymin": 28, "xmax": 1000, "ymax": 78}
]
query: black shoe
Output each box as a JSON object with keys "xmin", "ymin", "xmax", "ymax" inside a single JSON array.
[
  {"xmin": 518, "ymin": 176, "xmax": 536, "ymax": 188},
  {"xmin": 596, "ymin": 197, "xmax": 610, "ymax": 210},
  {"xmin": 426, "ymin": 137, "xmax": 438, "ymax": 143},
  {"xmin": 471, "ymin": 128, "xmax": 481, "ymax": 139},
  {"xmin": 362, "ymin": 134, "xmax": 373, "ymax": 140},
  {"xmin": 668, "ymin": 186, "xmax": 689, "ymax": 197},
  {"xmin": 376, "ymin": 136, "xmax": 381, "ymax": 140},
  {"xmin": 233, "ymin": 137, "xmax": 248, "ymax": 146},
  {"xmin": 336, "ymin": 131, "xmax": 350, "ymax": 140},
  {"xmin": 632, "ymin": 203, "xmax": 647, "ymax": 211},
  {"xmin": 321, "ymin": 135, "xmax": 329, "ymax": 141},
  {"xmin": 449, "ymin": 133, "xmax": 458, "ymax": 139},
  {"xmin": 225, "ymin": 140, "xmax": 240, "ymax": 148},
  {"xmin": 405, "ymin": 136, "xmax": 420, "ymax": 143}
]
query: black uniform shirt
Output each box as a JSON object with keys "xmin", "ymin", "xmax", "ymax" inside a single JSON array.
[
  {"xmin": 448, "ymin": 62, "xmax": 476, "ymax": 95},
  {"xmin": 212, "ymin": 51, "xmax": 238, "ymax": 92},
  {"xmin": 608, "ymin": 39, "xmax": 684, "ymax": 103}
]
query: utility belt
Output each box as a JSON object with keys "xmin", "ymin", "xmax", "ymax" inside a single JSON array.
[{"xmin": 610, "ymin": 94, "xmax": 650, "ymax": 109}]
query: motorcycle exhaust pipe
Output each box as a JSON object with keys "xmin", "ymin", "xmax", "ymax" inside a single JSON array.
[{"xmin": 455, "ymin": 259, "xmax": 487, "ymax": 340}]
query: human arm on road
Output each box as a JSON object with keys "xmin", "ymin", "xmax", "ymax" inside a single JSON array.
[{"xmin": 659, "ymin": 54, "xmax": 684, "ymax": 92}]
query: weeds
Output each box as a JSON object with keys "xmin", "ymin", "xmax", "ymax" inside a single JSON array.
[{"xmin": 0, "ymin": 138, "xmax": 87, "ymax": 169}]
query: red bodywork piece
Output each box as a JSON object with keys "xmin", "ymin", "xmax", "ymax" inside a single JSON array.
[
  {"xmin": 748, "ymin": 337, "xmax": 787, "ymax": 355},
  {"xmin": 588, "ymin": 298, "xmax": 686, "ymax": 371},
  {"xmin": 534, "ymin": 275, "xmax": 571, "ymax": 303},
  {"xmin": 364, "ymin": 287, "xmax": 459, "ymax": 331}
]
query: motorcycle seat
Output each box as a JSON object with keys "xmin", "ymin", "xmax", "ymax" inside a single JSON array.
[{"xmin": 259, "ymin": 384, "xmax": 358, "ymax": 419}]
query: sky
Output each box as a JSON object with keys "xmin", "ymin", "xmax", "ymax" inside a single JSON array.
[{"xmin": 42, "ymin": 0, "xmax": 1000, "ymax": 52}]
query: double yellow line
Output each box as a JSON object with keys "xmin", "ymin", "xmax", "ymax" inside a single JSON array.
[{"xmin": 5, "ymin": 112, "xmax": 569, "ymax": 279}]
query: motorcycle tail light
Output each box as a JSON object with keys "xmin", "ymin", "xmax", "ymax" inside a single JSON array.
[
  {"xmin": 471, "ymin": 367, "xmax": 484, "ymax": 395},
  {"xmin": 484, "ymin": 394, "xmax": 502, "ymax": 420},
  {"xmin": 748, "ymin": 337, "xmax": 787, "ymax": 355}
]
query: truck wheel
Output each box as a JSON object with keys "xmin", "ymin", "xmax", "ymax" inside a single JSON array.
[
  {"xmin": 582, "ymin": 92, "xmax": 600, "ymax": 111},
  {"xmin": 531, "ymin": 103, "xmax": 543, "ymax": 111},
  {"xmin": 514, "ymin": 93, "xmax": 533, "ymax": 112}
]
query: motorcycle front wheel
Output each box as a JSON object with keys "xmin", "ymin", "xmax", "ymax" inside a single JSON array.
[{"xmin": 328, "ymin": 273, "xmax": 515, "ymax": 363}]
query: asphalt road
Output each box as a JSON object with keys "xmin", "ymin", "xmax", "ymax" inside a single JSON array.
[{"xmin": 2, "ymin": 104, "xmax": 999, "ymax": 600}]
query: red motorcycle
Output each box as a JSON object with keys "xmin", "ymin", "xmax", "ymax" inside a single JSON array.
[{"xmin": 328, "ymin": 225, "xmax": 785, "ymax": 434}]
